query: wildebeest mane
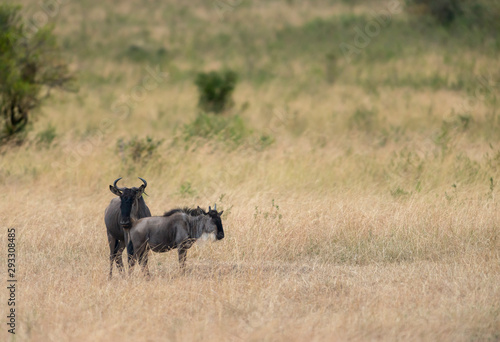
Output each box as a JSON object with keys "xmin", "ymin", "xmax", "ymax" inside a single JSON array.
[{"xmin": 163, "ymin": 207, "xmax": 206, "ymax": 217}]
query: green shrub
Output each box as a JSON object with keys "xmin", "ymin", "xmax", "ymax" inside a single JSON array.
[
  {"xmin": 325, "ymin": 52, "xmax": 337, "ymax": 84},
  {"xmin": 0, "ymin": 5, "xmax": 76, "ymax": 142},
  {"xmin": 406, "ymin": 0, "xmax": 500, "ymax": 30},
  {"xmin": 257, "ymin": 134, "xmax": 275, "ymax": 149},
  {"xmin": 349, "ymin": 108, "xmax": 378, "ymax": 132},
  {"xmin": 119, "ymin": 44, "xmax": 168, "ymax": 64},
  {"xmin": 178, "ymin": 181, "xmax": 196, "ymax": 197},
  {"xmin": 406, "ymin": 0, "xmax": 462, "ymax": 25},
  {"xmin": 390, "ymin": 186, "xmax": 411, "ymax": 198},
  {"xmin": 183, "ymin": 112, "xmax": 248, "ymax": 145},
  {"xmin": 195, "ymin": 70, "xmax": 237, "ymax": 113},
  {"xmin": 116, "ymin": 136, "xmax": 163, "ymax": 163},
  {"xmin": 35, "ymin": 124, "xmax": 57, "ymax": 147}
]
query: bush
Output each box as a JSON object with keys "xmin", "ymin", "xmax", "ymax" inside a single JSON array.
[
  {"xmin": 349, "ymin": 107, "xmax": 378, "ymax": 132},
  {"xmin": 406, "ymin": 0, "xmax": 462, "ymax": 25},
  {"xmin": 119, "ymin": 44, "xmax": 168, "ymax": 64},
  {"xmin": 0, "ymin": 5, "xmax": 76, "ymax": 142},
  {"xmin": 178, "ymin": 181, "xmax": 196, "ymax": 197},
  {"xmin": 35, "ymin": 124, "xmax": 57, "ymax": 147},
  {"xmin": 183, "ymin": 112, "xmax": 248, "ymax": 145},
  {"xmin": 195, "ymin": 70, "xmax": 238, "ymax": 113},
  {"xmin": 406, "ymin": 0, "xmax": 500, "ymax": 30},
  {"xmin": 116, "ymin": 136, "xmax": 163, "ymax": 163}
]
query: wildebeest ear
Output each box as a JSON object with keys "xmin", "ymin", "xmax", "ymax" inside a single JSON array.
[
  {"xmin": 109, "ymin": 185, "xmax": 121, "ymax": 196},
  {"xmin": 218, "ymin": 210, "xmax": 224, "ymax": 216},
  {"xmin": 135, "ymin": 188, "xmax": 145, "ymax": 199}
]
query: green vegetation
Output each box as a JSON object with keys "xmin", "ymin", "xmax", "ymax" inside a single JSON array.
[
  {"xmin": 182, "ymin": 112, "xmax": 248, "ymax": 146},
  {"xmin": 406, "ymin": 0, "xmax": 500, "ymax": 30},
  {"xmin": 116, "ymin": 136, "xmax": 163, "ymax": 163},
  {"xmin": 178, "ymin": 181, "xmax": 196, "ymax": 197},
  {"xmin": 35, "ymin": 123, "xmax": 56, "ymax": 147},
  {"xmin": 119, "ymin": 44, "xmax": 168, "ymax": 65},
  {"xmin": 195, "ymin": 70, "xmax": 238, "ymax": 113},
  {"xmin": 0, "ymin": 4, "xmax": 75, "ymax": 142}
]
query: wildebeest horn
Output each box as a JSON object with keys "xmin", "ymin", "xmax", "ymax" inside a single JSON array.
[
  {"xmin": 113, "ymin": 177, "xmax": 125, "ymax": 191},
  {"xmin": 138, "ymin": 177, "xmax": 147, "ymax": 188},
  {"xmin": 214, "ymin": 203, "xmax": 216, "ymax": 210}
]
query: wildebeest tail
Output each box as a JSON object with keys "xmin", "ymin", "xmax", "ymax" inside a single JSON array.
[{"xmin": 127, "ymin": 240, "xmax": 134, "ymax": 256}]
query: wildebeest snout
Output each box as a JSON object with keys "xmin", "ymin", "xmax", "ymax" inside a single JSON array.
[
  {"xmin": 120, "ymin": 218, "xmax": 132, "ymax": 229},
  {"xmin": 217, "ymin": 231, "xmax": 224, "ymax": 240}
]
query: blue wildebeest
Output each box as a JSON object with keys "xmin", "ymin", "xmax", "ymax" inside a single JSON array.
[
  {"xmin": 128, "ymin": 205, "xmax": 224, "ymax": 276},
  {"xmin": 104, "ymin": 177, "xmax": 151, "ymax": 278},
  {"xmin": 163, "ymin": 206, "xmax": 207, "ymax": 217}
]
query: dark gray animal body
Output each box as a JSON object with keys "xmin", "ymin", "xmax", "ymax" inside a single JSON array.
[
  {"xmin": 163, "ymin": 206, "xmax": 206, "ymax": 217},
  {"xmin": 129, "ymin": 206, "xmax": 224, "ymax": 276},
  {"xmin": 104, "ymin": 177, "xmax": 151, "ymax": 278}
]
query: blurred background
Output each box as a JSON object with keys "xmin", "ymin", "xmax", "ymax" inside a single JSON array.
[{"xmin": 1, "ymin": 0, "xmax": 499, "ymax": 196}]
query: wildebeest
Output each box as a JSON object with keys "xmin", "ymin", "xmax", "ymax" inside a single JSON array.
[
  {"xmin": 128, "ymin": 205, "xmax": 224, "ymax": 276},
  {"xmin": 104, "ymin": 177, "xmax": 151, "ymax": 278},
  {"xmin": 163, "ymin": 206, "xmax": 207, "ymax": 217}
]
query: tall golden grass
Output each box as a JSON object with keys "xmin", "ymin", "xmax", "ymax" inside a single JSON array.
[{"xmin": 1, "ymin": 0, "xmax": 499, "ymax": 341}]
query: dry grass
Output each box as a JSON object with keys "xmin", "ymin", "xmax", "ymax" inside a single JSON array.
[
  {"xmin": 1, "ymin": 157, "xmax": 499, "ymax": 341},
  {"xmin": 1, "ymin": 0, "xmax": 500, "ymax": 341}
]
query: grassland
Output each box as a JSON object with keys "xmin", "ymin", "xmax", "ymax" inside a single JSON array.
[{"xmin": 0, "ymin": 0, "xmax": 499, "ymax": 341}]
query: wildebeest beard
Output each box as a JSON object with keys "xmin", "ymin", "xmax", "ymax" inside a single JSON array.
[
  {"xmin": 119, "ymin": 188, "xmax": 140, "ymax": 229},
  {"xmin": 212, "ymin": 216, "xmax": 224, "ymax": 240}
]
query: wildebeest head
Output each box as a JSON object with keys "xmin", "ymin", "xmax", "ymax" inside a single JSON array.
[
  {"xmin": 109, "ymin": 177, "xmax": 147, "ymax": 229},
  {"xmin": 207, "ymin": 204, "xmax": 224, "ymax": 240}
]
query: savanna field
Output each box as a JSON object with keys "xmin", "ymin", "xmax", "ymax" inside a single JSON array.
[{"xmin": 1, "ymin": 0, "xmax": 499, "ymax": 341}]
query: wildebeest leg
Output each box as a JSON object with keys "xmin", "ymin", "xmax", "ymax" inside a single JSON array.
[
  {"xmin": 108, "ymin": 234, "xmax": 123, "ymax": 279},
  {"xmin": 178, "ymin": 240, "xmax": 194, "ymax": 273},
  {"xmin": 124, "ymin": 230, "xmax": 135, "ymax": 271},
  {"xmin": 140, "ymin": 252, "xmax": 150, "ymax": 279},
  {"xmin": 178, "ymin": 239, "xmax": 196, "ymax": 273},
  {"xmin": 127, "ymin": 240, "xmax": 136, "ymax": 269},
  {"xmin": 178, "ymin": 247, "xmax": 188, "ymax": 273},
  {"xmin": 114, "ymin": 241, "xmax": 126, "ymax": 274},
  {"xmin": 135, "ymin": 242, "xmax": 150, "ymax": 278}
]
